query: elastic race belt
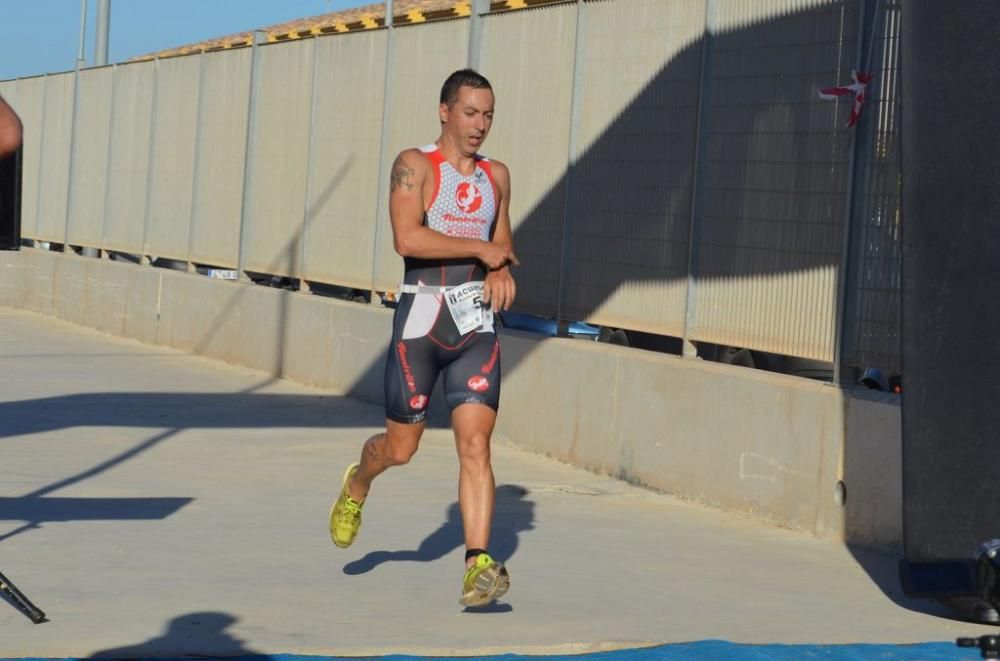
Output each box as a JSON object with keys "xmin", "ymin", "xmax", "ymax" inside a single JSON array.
[
  {"xmin": 398, "ymin": 282, "xmax": 484, "ymax": 295},
  {"xmin": 398, "ymin": 281, "xmax": 492, "ymax": 334}
]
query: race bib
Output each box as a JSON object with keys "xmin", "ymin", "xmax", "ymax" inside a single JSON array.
[{"xmin": 445, "ymin": 281, "xmax": 493, "ymax": 335}]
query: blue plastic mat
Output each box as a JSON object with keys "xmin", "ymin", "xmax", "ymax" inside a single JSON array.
[{"xmin": 7, "ymin": 639, "xmax": 984, "ymax": 661}]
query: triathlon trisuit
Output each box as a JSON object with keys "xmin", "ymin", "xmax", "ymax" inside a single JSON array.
[{"xmin": 384, "ymin": 144, "xmax": 502, "ymax": 424}]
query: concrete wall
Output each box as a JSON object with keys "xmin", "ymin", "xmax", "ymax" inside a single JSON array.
[{"xmin": 0, "ymin": 248, "xmax": 902, "ymax": 548}]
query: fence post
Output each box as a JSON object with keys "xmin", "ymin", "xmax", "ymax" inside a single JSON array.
[
  {"xmin": 297, "ymin": 37, "xmax": 322, "ymax": 293},
  {"xmin": 369, "ymin": 0, "xmax": 395, "ymax": 302},
  {"xmin": 140, "ymin": 57, "xmax": 160, "ymax": 266},
  {"xmin": 833, "ymin": 0, "xmax": 872, "ymax": 385},
  {"xmin": 554, "ymin": 0, "xmax": 587, "ymax": 330},
  {"xmin": 681, "ymin": 0, "xmax": 715, "ymax": 359},
  {"xmin": 186, "ymin": 51, "xmax": 208, "ymax": 273},
  {"xmin": 62, "ymin": 64, "xmax": 82, "ymax": 253},
  {"xmin": 237, "ymin": 30, "xmax": 268, "ymax": 282},
  {"xmin": 467, "ymin": 0, "xmax": 490, "ymax": 70},
  {"xmin": 30, "ymin": 75, "xmax": 49, "ymax": 248},
  {"xmin": 98, "ymin": 64, "xmax": 118, "ymax": 258}
]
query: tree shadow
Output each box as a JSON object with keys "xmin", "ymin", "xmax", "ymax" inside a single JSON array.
[
  {"xmin": 343, "ymin": 484, "xmax": 535, "ymax": 575},
  {"xmin": 88, "ymin": 611, "xmax": 267, "ymax": 659}
]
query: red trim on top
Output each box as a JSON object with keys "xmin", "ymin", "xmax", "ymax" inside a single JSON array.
[
  {"xmin": 424, "ymin": 148, "xmax": 445, "ymax": 212},
  {"xmin": 426, "ymin": 264, "xmax": 481, "ymax": 351},
  {"xmin": 427, "ymin": 330, "xmax": 476, "ymax": 352},
  {"xmin": 476, "ymin": 157, "xmax": 499, "ymax": 211}
]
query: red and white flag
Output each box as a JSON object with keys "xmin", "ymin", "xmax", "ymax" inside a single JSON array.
[{"xmin": 819, "ymin": 70, "xmax": 874, "ymax": 127}]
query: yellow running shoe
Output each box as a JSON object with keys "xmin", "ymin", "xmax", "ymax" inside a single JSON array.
[
  {"xmin": 459, "ymin": 553, "xmax": 510, "ymax": 607},
  {"xmin": 329, "ymin": 463, "xmax": 363, "ymax": 548}
]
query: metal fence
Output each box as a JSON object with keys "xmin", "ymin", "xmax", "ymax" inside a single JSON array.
[
  {"xmin": 0, "ymin": 0, "xmax": 903, "ymax": 376},
  {"xmin": 843, "ymin": 0, "xmax": 903, "ymax": 376}
]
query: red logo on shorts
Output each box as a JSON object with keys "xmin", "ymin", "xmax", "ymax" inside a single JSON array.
[
  {"xmin": 455, "ymin": 182, "xmax": 483, "ymax": 214},
  {"xmin": 409, "ymin": 394, "xmax": 428, "ymax": 410},
  {"xmin": 467, "ymin": 376, "xmax": 490, "ymax": 392}
]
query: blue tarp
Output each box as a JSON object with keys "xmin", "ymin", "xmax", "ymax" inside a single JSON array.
[{"xmin": 8, "ymin": 639, "xmax": 984, "ymax": 661}]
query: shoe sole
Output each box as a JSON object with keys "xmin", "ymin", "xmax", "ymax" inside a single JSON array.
[
  {"xmin": 329, "ymin": 463, "xmax": 360, "ymax": 548},
  {"xmin": 459, "ymin": 562, "xmax": 510, "ymax": 607}
]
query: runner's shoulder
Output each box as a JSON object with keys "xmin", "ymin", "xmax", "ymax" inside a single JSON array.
[
  {"xmin": 395, "ymin": 147, "xmax": 431, "ymax": 170},
  {"xmin": 392, "ymin": 148, "xmax": 432, "ymax": 186},
  {"xmin": 483, "ymin": 157, "xmax": 510, "ymax": 190},
  {"xmin": 479, "ymin": 153, "xmax": 507, "ymax": 170}
]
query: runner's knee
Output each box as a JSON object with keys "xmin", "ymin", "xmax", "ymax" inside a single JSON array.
[
  {"xmin": 384, "ymin": 429, "xmax": 420, "ymax": 466},
  {"xmin": 457, "ymin": 432, "xmax": 491, "ymax": 466}
]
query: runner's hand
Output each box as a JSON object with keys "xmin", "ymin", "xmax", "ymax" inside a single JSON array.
[
  {"xmin": 479, "ymin": 242, "xmax": 519, "ymax": 270},
  {"xmin": 483, "ymin": 266, "xmax": 516, "ymax": 311}
]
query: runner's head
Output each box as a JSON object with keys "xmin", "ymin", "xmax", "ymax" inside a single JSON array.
[{"xmin": 439, "ymin": 69, "xmax": 495, "ymax": 157}]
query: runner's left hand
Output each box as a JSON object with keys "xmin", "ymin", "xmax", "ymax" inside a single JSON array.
[{"xmin": 483, "ymin": 266, "xmax": 516, "ymax": 312}]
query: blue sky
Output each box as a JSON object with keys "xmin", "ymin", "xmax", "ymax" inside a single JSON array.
[{"xmin": 0, "ymin": 0, "xmax": 370, "ymax": 81}]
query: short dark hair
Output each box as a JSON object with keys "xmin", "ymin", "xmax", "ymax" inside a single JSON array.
[{"xmin": 439, "ymin": 69, "xmax": 493, "ymax": 107}]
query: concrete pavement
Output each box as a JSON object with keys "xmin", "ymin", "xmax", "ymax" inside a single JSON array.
[{"xmin": 0, "ymin": 306, "xmax": 991, "ymax": 658}]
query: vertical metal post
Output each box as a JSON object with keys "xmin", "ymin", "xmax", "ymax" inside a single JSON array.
[
  {"xmin": 554, "ymin": 0, "xmax": 587, "ymax": 328},
  {"xmin": 681, "ymin": 0, "xmax": 715, "ymax": 359},
  {"xmin": 297, "ymin": 38, "xmax": 322, "ymax": 293},
  {"xmin": 62, "ymin": 65, "xmax": 83, "ymax": 253},
  {"xmin": 99, "ymin": 64, "xmax": 118, "ymax": 257},
  {"xmin": 467, "ymin": 0, "xmax": 490, "ymax": 70},
  {"xmin": 140, "ymin": 57, "xmax": 160, "ymax": 265},
  {"xmin": 34, "ymin": 75, "xmax": 49, "ymax": 248},
  {"xmin": 369, "ymin": 0, "xmax": 395, "ymax": 301},
  {"xmin": 186, "ymin": 51, "xmax": 207, "ymax": 273},
  {"xmin": 237, "ymin": 30, "xmax": 267, "ymax": 282},
  {"xmin": 77, "ymin": 0, "xmax": 89, "ymax": 68},
  {"xmin": 5, "ymin": 79, "xmax": 20, "ymax": 245},
  {"xmin": 94, "ymin": 0, "xmax": 110, "ymax": 66},
  {"xmin": 5, "ymin": 81, "xmax": 21, "ymax": 239},
  {"xmin": 833, "ymin": 0, "xmax": 871, "ymax": 386}
]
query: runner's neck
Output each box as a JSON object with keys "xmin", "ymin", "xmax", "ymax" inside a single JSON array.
[{"xmin": 434, "ymin": 138, "xmax": 478, "ymax": 176}]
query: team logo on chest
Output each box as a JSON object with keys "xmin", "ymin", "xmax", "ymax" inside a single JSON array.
[{"xmin": 455, "ymin": 182, "xmax": 483, "ymax": 214}]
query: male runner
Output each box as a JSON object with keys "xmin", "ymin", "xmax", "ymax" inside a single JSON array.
[
  {"xmin": 330, "ymin": 69, "xmax": 518, "ymax": 607},
  {"xmin": 0, "ymin": 94, "xmax": 22, "ymax": 158}
]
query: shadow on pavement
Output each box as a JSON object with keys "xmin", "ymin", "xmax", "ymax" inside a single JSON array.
[
  {"xmin": 88, "ymin": 611, "xmax": 265, "ymax": 659},
  {"xmin": 343, "ymin": 484, "xmax": 535, "ymax": 575},
  {"xmin": 847, "ymin": 544, "xmax": 960, "ymax": 620},
  {"xmin": 0, "ymin": 496, "xmax": 193, "ymax": 545},
  {"xmin": 0, "ymin": 391, "xmax": 389, "ymax": 440}
]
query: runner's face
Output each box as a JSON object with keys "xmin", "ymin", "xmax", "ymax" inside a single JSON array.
[{"xmin": 439, "ymin": 86, "xmax": 495, "ymax": 155}]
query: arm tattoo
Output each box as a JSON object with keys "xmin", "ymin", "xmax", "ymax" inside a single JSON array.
[{"xmin": 390, "ymin": 155, "xmax": 414, "ymax": 192}]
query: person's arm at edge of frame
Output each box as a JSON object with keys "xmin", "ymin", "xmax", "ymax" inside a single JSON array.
[
  {"xmin": 482, "ymin": 159, "xmax": 516, "ymax": 312},
  {"xmin": 389, "ymin": 149, "xmax": 518, "ymax": 271},
  {"xmin": 0, "ymin": 95, "xmax": 23, "ymax": 159}
]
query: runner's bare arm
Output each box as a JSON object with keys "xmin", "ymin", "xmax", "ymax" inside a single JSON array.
[
  {"xmin": 482, "ymin": 160, "xmax": 517, "ymax": 310},
  {"xmin": 389, "ymin": 150, "xmax": 515, "ymax": 269},
  {"xmin": 0, "ymin": 95, "xmax": 22, "ymax": 159}
]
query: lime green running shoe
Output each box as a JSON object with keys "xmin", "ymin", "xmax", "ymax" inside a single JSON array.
[
  {"xmin": 329, "ymin": 463, "xmax": 364, "ymax": 548},
  {"xmin": 460, "ymin": 553, "xmax": 510, "ymax": 607}
]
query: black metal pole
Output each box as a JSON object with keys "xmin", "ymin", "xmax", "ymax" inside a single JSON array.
[{"xmin": 0, "ymin": 569, "xmax": 46, "ymax": 623}]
